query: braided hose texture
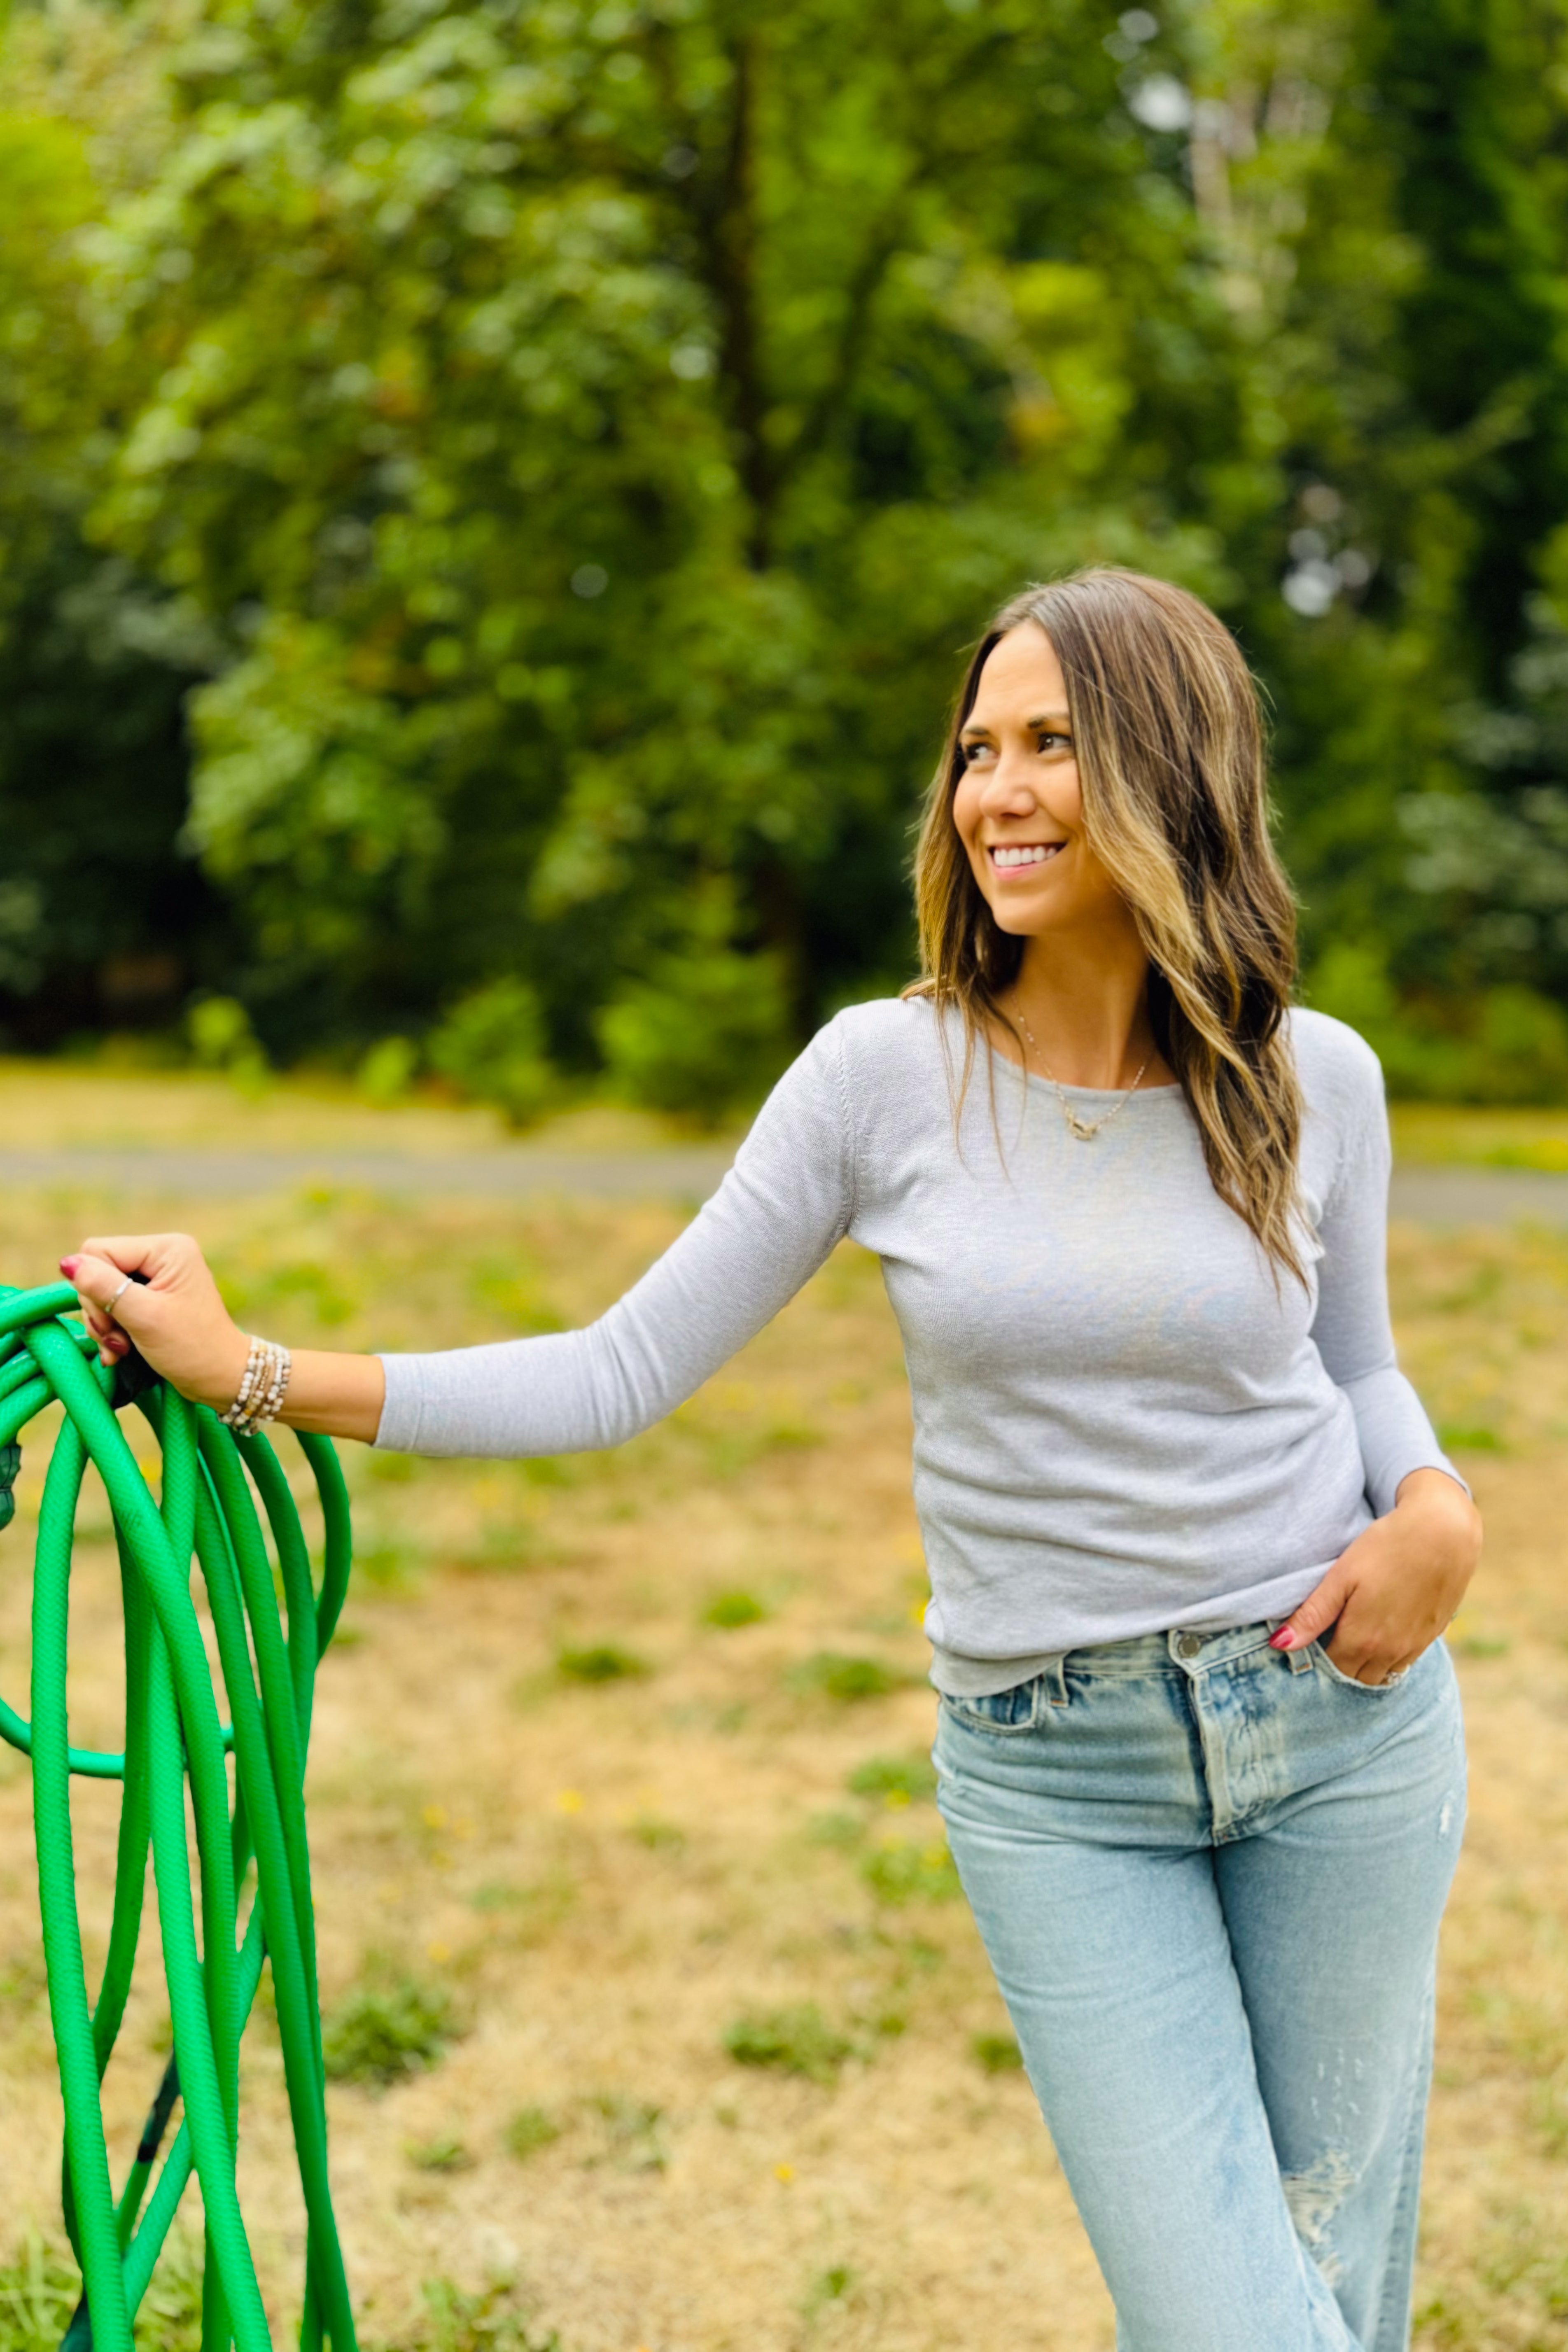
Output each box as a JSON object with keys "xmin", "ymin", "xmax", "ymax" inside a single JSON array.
[{"xmin": 0, "ymin": 1281, "xmax": 357, "ymax": 2352}]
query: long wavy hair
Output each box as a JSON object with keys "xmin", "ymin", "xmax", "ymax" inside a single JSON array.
[{"xmin": 906, "ymin": 567, "xmax": 1305, "ymax": 1280}]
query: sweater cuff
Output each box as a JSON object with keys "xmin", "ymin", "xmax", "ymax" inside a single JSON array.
[
  {"xmin": 1367, "ymin": 1448, "xmax": 1470, "ymax": 1517},
  {"xmin": 1386, "ymin": 1458, "xmax": 1472, "ymax": 1510},
  {"xmin": 373, "ymin": 1355, "xmax": 425, "ymax": 1452}
]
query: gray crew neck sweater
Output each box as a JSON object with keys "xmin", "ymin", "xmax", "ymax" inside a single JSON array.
[{"xmin": 376, "ymin": 1000, "xmax": 1459, "ymax": 1694}]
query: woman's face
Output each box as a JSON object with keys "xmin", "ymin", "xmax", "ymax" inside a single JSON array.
[{"xmin": 952, "ymin": 621, "xmax": 1127, "ymax": 942}]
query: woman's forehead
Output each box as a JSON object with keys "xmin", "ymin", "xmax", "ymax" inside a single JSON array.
[{"xmin": 970, "ymin": 621, "xmax": 1064, "ymax": 714}]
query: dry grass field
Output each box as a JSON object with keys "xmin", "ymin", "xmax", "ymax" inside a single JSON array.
[{"xmin": 0, "ymin": 1071, "xmax": 1565, "ymax": 2350}]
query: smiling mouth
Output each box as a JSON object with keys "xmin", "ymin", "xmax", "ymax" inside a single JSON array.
[{"xmin": 988, "ymin": 842, "xmax": 1065, "ymax": 871}]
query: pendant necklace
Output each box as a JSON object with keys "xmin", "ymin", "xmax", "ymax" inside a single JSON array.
[{"xmin": 1008, "ymin": 1002, "xmax": 1151, "ymax": 1143}]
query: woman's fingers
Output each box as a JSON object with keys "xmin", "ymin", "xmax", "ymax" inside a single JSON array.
[
  {"xmin": 61, "ymin": 1251, "xmax": 146, "ymax": 1361},
  {"xmin": 1268, "ymin": 1560, "xmax": 1354, "ymax": 1657},
  {"xmin": 58, "ymin": 1233, "xmax": 247, "ymax": 1404}
]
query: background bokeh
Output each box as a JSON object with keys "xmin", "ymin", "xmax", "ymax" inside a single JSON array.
[{"xmin": 6, "ymin": 0, "xmax": 1568, "ymax": 1114}]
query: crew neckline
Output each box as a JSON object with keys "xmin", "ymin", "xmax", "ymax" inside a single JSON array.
[{"xmin": 984, "ymin": 1037, "xmax": 1183, "ymax": 1099}]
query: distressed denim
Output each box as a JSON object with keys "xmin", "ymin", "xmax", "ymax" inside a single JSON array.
[{"xmin": 935, "ymin": 1621, "xmax": 1466, "ymax": 2352}]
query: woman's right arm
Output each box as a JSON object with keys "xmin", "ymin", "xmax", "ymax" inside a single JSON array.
[
  {"xmin": 61, "ymin": 1018, "xmax": 857, "ymax": 1456},
  {"xmin": 61, "ymin": 1233, "xmax": 387, "ymax": 1443}
]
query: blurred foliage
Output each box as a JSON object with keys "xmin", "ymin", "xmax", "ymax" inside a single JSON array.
[
  {"xmin": 426, "ymin": 975, "xmax": 555, "ymax": 1125},
  {"xmin": 7, "ymin": 0, "xmax": 1568, "ymax": 1095}
]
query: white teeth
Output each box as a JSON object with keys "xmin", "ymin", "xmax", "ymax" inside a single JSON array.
[{"xmin": 991, "ymin": 843, "xmax": 1061, "ymax": 868}]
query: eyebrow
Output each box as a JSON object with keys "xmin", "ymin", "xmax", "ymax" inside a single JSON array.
[{"xmin": 959, "ymin": 711, "xmax": 1073, "ymax": 734}]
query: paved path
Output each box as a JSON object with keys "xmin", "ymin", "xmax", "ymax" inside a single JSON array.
[
  {"xmin": 1387, "ymin": 1165, "xmax": 1568, "ymax": 1225},
  {"xmin": 0, "ymin": 1146, "xmax": 737, "ymax": 1201},
  {"xmin": 5, "ymin": 1147, "xmax": 1568, "ymax": 1224}
]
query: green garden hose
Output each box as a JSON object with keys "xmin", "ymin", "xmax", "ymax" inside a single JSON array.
[{"xmin": 0, "ymin": 1279, "xmax": 358, "ymax": 2352}]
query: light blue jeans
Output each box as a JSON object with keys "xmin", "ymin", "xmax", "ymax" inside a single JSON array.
[{"xmin": 935, "ymin": 1621, "xmax": 1466, "ymax": 2352}]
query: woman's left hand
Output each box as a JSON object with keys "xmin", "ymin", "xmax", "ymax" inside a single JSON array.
[{"xmin": 1269, "ymin": 1470, "xmax": 1482, "ymax": 1686}]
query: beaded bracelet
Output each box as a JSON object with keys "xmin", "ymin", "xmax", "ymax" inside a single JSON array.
[{"xmin": 219, "ymin": 1335, "xmax": 292, "ymax": 1439}]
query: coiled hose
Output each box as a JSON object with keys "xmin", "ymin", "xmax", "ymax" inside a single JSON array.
[{"xmin": 0, "ymin": 1279, "xmax": 357, "ymax": 2352}]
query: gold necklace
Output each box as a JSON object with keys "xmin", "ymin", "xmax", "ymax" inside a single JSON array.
[{"xmin": 1009, "ymin": 1002, "xmax": 1151, "ymax": 1142}]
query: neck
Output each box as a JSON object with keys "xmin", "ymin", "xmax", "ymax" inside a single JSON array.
[{"xmin": 1004, "ymin": 927, "xmax": 1167, "ymax": 1090}]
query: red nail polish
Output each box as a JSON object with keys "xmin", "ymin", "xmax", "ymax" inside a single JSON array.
[
  {"xmin": 1269, "ymin": 1628, "xmax": 1295, "ymax": 1650},
  {"xmin": 59, "ymin": 1255, "xmax": 80, "ymax": 1279}
]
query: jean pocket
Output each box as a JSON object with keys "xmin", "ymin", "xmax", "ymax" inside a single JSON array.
[
  {"xmin": 940, "ymin": 1680, "xmax": 1041, "ymax": 1735},
  {"xmin": 1314, "ymin": 1640, "xmax": 1404, "ymax": 1693}
]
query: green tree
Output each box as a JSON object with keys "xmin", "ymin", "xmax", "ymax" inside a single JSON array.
[
  {"xmin": 0, "ymin": 10, "xmax": 232, "ymax": 1047},
  {"xmin": 75, "ymin": 0, "xmax": 1238, "ymax": 1072}
]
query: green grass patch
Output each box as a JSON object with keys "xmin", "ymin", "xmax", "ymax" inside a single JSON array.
[
  {"xmin": 1437, "ymin": 1423, "xmax": 1505, "ymax": 1453},
  {"xmin": 587, "ymin": 2092, "xmax": 667, "ymax": 2171},
  {"xmin": 788, "ymin": 1650, "xmax": 901, "ymax": 1702},
  {"xmin": 628, "ymin": 1815, "xmax": 687, "ymax": 1852},
  {"xmin": 505, "ymin": 2104, "xmax": 560, "ymax": 2161},
  {"xmin": 861, "ymin": 1838, "xmax": 962, "ymax": 1906},
  {"xmin": 701, "ymin": 1587, "xmax": 768, "ymax": 1628},
  {"xmin": 556, "ymin": 1642, "xmax": 649, "ymax": 1683},
  {"xmin": 724, "ymin": 2003, "xmax": 856, "ymax": 2086},
  {"xmin": 971, "ymin": 2030, "xmax": 1024, "ymax": 2075},
  {"xmin": 0, "ymin": 2235, "xmax": 79, "ymax": 2352},
  {"xmin": 806, "ymin": 1808, "xmax": 865, "ymax": 1848},
  {"xmin": 407, "ymin": 2136, "xmax": 474, "ymax": 2173},
  {"xmin": 803, "ymin": 2264, "xmax": 856, "ymax": 2319},
  {"xmin": 0, "ymin": 2229, "xmax": 206, "ymax": 2352},
  {"xmin": 381, "ymin": 2277, "xmax": 561, "ymax": 2352},
  {"xmin": 322, "ymin": 1973, "xmax": 458, "ymax": 2086},
  {"xmin": 846, "ymin": 1751, "xmax": 937, "ymax": 1803}
]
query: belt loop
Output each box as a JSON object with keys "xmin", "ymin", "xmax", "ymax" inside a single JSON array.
[
  {"xmin": 1041, "ymin": 1654, "xmax": 1069, "ymax": 1710},
  {"xmin": 1269, "ymin": 1616, "xmax": 1315, "ymax": 1675}
]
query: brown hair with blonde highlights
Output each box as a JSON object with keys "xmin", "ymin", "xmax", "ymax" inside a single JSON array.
[{"xmin": 907, "ymin": 567, "xmax": 1305, "ymax": 1279}]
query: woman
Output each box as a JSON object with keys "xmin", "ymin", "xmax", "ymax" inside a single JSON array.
[{"xmin": 65, "ymin": 569, "xmax": 1480, "ymax": 2352}]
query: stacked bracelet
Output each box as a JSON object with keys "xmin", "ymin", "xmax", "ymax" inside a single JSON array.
[{"xmin": 219, "ymin": 1335, "xmax": 292, "ymax": 1438}]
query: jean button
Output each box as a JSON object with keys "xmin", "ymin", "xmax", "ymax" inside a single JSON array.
[{"xmin": 1176, "ymin": 1633, "xmax": 1204, "ymax": 1660}]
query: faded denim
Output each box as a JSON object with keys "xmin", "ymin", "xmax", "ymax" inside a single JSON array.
[{"xmin": 935, "ymin": 1620, "xmax": 1466, "ymax": 2352}]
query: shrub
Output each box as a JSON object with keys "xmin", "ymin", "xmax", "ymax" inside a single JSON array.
[
  {"xmin": 1306, "ymin": 944, "xmax": 1568, "ymax": 1104},
  {"xmin": 186, "ymin": 994, "xmax": 268, "ymax": 1087},
  {"xmin": 847, "ymin": 1752, "xmax": 937, "ymax": 1802},
  {"xmin": 359, "ymin": 1035, "xmax": 418, "ymax": 1103},
  {"xmin": 701, "ymin": 1588, "xmax": 768, "ymax": 1628},
  {"xmin": 788, "ymin": 1651, "xmax": 901, "ymax": 1702},
  {"xmin": 724, "ymin": 2004, "xmax": 856, "ymax": 2085},
  {"xmin": 595, "ymin": 947, "xmax": 793, "ymax": 1124},
  {"xmin": 427, "ymin": 979, "xmax": 556, "ymax": 1129},
  {"xmin": 322, "ymin": 1974, "xmax": 457, "ymax": 2086},
  {"xmin": 556, "ymin": 1642, "xmax": 649, "ymax": 1683}
]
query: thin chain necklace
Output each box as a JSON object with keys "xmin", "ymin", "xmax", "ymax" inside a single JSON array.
[{"xmin": 1008, "ymin": 1000, "xmax": 1151, "ymax": 1142}]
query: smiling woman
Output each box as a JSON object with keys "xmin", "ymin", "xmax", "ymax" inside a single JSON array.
[
  {"xmin": 911, "ymin": 569, "xmax": 1304, "ymax": 1276},
  {"xmin": 62, "ymin": 565, "xmax": 1480, "ymax": 2352}
]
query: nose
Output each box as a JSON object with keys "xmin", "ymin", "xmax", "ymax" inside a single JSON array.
[{"xmin": 976, "ymin": 755, "xmax": 1041, "ymax": 817}]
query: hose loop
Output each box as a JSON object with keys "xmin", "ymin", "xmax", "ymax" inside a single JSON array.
[{"xmin": 0, "ymin": 1280, "xmax": 357, "ymax": 2351}]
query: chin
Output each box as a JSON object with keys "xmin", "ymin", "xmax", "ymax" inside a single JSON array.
[{"xmin": 984, "ymin": 896, "xmax": 1057, "ymax": 937}]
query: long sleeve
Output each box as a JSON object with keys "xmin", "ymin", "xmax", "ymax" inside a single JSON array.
[
  {"xmin": 373, "ymin": 1020, "xmax": 856, "ymax": 1457},
  {"xmin": 1307, "ymin": 1037, "xmax": 1465, "ymax": 1515}
]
